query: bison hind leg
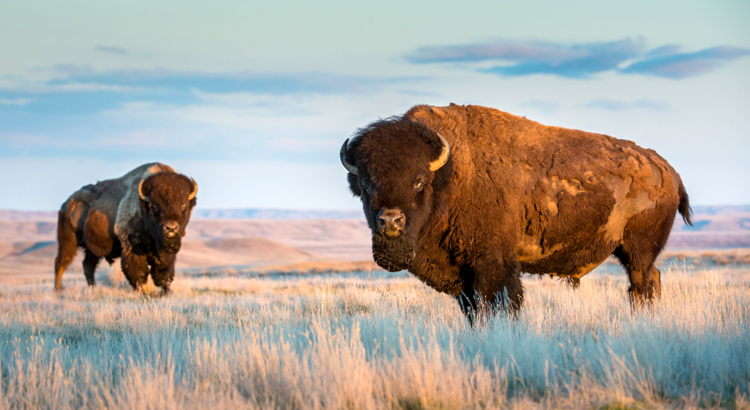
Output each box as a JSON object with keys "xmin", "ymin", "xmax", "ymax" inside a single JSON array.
[
  {"xmin": 55, "ymin": 210, "xmax": 78, "ymax": 292},
  {"xmin": 82, "ymin": 249, "xmax": 101, "ymax": 287},
  {"xmin": 613, "ymin": 245, "xmax": 663, "ymax": 308},
  {"xmin": 614, "ymin": 199, "xmax": 677, "ymax": 308}
]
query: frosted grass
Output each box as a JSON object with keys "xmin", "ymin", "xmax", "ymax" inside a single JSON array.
[{"xmin": 1, "ymin": 266, "xmax": 749, "ymax": 409}]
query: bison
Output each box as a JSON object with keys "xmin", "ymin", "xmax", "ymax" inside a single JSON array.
[
  {"xmin": 54, "ymin": 163, "xmax": 198, "ymax": 294},
  {"xmin": 340, "ymin": 104, "xmax": 692, "ymax": 320}
]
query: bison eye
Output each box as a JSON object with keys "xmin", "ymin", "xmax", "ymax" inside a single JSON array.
[
  {"xmin": 152, "ymin": 204, "xmax": 160, "ymax": 213},
  {"xmin": 414, "ymin": 181, "xmax": 424, "ymax": 193},
  {"xmin": 182, "ymin": 204, "xmax": 187, "ymax": 212}
]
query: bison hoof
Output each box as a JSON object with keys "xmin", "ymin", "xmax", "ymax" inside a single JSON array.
[{"xmin": 155, "ymin": 288, "xmax": 171, "ymax": 298}]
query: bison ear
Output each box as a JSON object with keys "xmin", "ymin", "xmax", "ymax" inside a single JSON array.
[
  {"xmin": 138, "ymin": 179, "xmax": 150, "ymax": 203},
  {"xmin": 347, "ymin": 173, "xmax": 361, "ymax": 197}
]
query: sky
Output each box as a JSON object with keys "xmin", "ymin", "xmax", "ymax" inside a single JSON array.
[{"xmin": 1, "ymin": 0, "xmax": 749, "ymax": 210}]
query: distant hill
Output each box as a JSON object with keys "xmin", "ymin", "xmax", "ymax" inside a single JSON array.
[
  {"xmin": 0, "ymin": 208, "xmax": 364, "ymax": 221},
  {"xmin": 1, "ymin": 205, "xmax": 749, "ymax": 249},
  {"xmin": 193, "ymin": 208, "xmax": 363, "ymax": 220},
  {"xmin": 1, "ymin": 205, "xmax": 748, "ymax": 282},
  {"xmin": 0, "ymin": 210, "xmax": 57, "ymax": 220},
  {"xmin": 691, "ymin": 205, "xmax": 750, "ymax": 215}
]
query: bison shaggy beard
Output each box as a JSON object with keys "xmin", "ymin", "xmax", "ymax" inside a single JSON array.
[
  {"xmin": 372, "ymin": 232, "xmax": 415, "ymax": 272},
  {"xmin": 163, "ymin": 236, "xmax": 181, "ymax": 254}
]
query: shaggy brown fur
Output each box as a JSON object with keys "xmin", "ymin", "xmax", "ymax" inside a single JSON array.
[
  {"xmin": 54, "ymin": 163, "xmax": 197, "ymax": 294},
  {"xmin": 341, "ymin": 103, "xmax": 692, "ymax": 321}
]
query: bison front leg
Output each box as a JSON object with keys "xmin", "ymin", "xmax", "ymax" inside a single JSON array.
[
  {"xmin": 471, "ymin": 251, "xmax": 524, "ymax": 320},
  {"xmin": 121, "ymin": 251, "xmax": 149, "ymax": 292},
  {"xmin": 150, "ymin": 253, "xmax": 176, "ymax": 296},
  {"xmin": 455, "ymin": 265, "xmax": 481, "ymax": 325}
]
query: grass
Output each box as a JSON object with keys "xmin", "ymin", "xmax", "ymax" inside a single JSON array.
[{"xmin": 1, "ymin": 265, "xmax": 749, "ymax": 409}]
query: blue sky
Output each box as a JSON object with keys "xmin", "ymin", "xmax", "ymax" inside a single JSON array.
[{"xmin": 1, "ymin": 0, "xmax": 749, "ymax": 210}]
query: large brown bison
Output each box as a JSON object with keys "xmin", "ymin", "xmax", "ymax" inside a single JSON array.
[
  {"xmin": 340, "ymin": 104, "xmax": 692, "ymax": 320},
  {"xmin": 54, "ymin": 163, "xmax": 198, "ymax": 294}
]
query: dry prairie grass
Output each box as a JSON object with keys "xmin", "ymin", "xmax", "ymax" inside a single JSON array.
[{"xmin": 1, "ymin": 266, "xmax": 749, "ymax": 409}]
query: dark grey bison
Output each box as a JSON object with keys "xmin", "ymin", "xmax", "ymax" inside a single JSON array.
[
  {"xmin": 54, "ymin": 163, "xmax": 198, "ymax": 294},
  {"xmin": 340, "ymin": 103, "xmax": 692, "ymax": 320}
]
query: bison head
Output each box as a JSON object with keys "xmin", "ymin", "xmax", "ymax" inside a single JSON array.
[
  {"xmin": 138, "ymin": 172, "xmax": 198, "ymax": 254},
  {"xmin": 341, "ymin": 120, "xmax": 450, "ymax": 272}
]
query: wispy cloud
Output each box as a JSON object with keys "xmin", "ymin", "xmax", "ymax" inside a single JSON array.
[
  {"xmin": 620, "ymin": 46, "xmax": 750, "ymax": 79},
  {"xmin": 644, "ymin": 44, "xmax": 682, "ymax": 59},
  {"xmin": 0, "ymin": 68, "xmax": 426, "ymax": 119},
  {"xmin": 47, "ymin": 68, "xmax": 425, "ymax": 96},
  {"xmin": 407, "ymin": 39, "xmax": 603, "ymax": 64},
  {"xmin": 583, "ymin": 98, "xmax": 670, "ymax": 111},
  {"xmin": 95, "ymin": 45, "xmax": 129, "ymax": 55},
  {"xmin": 0, "ymin": 133, "xmax": 79, "ymax": 149},
  {"xmin": 406, "ymin": 38, "xmax": 750, "ymax": 79},
  {"xmin": 520, "ymin": 100, "xmax": 560, "ymax": 114},
  {"xmin": 1, "ymin": 83, "xmax": 141, "ymax": 94},
  {"xmin": 0, "ymin": 97, "xmax": 34, "ymax": 105},
  {"xmin": 408, "ymin": 38, "xmax": 644, "ymax": 79}
]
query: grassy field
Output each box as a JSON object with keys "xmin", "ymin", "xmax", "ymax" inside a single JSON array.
[{"xmin": 1, "ymin": 265, "xmax": 749, "ymax": 409}]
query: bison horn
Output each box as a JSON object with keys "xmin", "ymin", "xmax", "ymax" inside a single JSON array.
[
  {"xmin": 429, "ymin": 133, "xmax": 450, "ymax": 171},
  {"xmin": 340, "ymin": 138, "xmax": 359, "ymax": 175},
  {"xmin": 138, "ymin": 179, "xmax": 150, "ymax": 203},
  {"xmin": 188, "ymin": 177, "xmax": 198, "ymax": 200}
]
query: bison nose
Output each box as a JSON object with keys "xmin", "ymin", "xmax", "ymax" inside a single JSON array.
[
  {"xmin": 377, "ymin": 208, "xmax": 405, "ymax": 237},
  {"xmin": 163, "ymin": 221, "xmax": 180, "ymax": 238}
]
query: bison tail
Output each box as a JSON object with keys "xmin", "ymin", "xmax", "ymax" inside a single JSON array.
[{"xmin": 677, "ymin": 178, "xmax": 693, "ymax": 227}]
